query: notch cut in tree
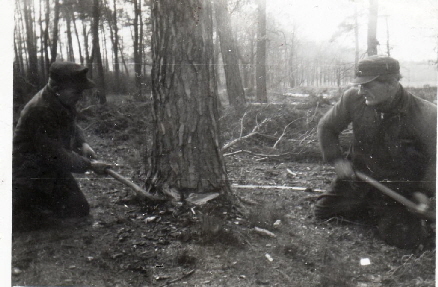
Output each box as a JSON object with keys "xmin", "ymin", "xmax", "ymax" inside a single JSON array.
[{"xmin": 147, "ymin": 0, "xmax": 233, "ymax": 205}]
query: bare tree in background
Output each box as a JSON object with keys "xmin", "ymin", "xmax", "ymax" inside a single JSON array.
[
  {"xmin": 256, "ymin": 0, "xmax": 267, "ymax": 103},
  {"xmin": 90, "ymin": 0, "xmax": 107, "ymax": 104},
  {"xmin": 367, "ymin": 0, "xmax": 379, "ymax": 56},
  {"xmin": 214, "ymin": 0, "xmax": 246, "ymax": 108},
  {"xmin": 51, "ymin": 0, "xmax": 60, "ymax": 63},
  {"xmin": 23, "ymin": 0, "xmax": 39, "ymax": 89}
]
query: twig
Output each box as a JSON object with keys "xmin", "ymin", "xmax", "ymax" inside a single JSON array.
[
  {"xmin": 78, "ymin": 105, "xmax": 97, "ymax": 114},
  {"xmin": 309, "ymin": 101, "xmax": 320, "ymax": 123},
  {"xmin": 222, "ymin": 118, "xmax": 270, "ymax": 151},
  {"xmin": 299, "ymin": 127, "xmax": 316, "ymax": 145},
  {"xmin": 272, "ymin": 117, "xmax": 305, "ymax": 149},
  {"xmin": 159, "ymin": 269, "xmax": 196, "ymax": 287},
  {"xmin": 254, "ymin": 227, "xmax": 277, "ymax": 238},
  {"xmin": 239, "ymin": 111, "xmax": 249, "ymax": 138},
  {"xmin": 82, "ymin": 121, "xmax": 96, "ymax": 131}
]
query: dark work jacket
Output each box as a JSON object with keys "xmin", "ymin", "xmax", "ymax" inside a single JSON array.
[
  {"xmin": 317, "ymin": 85, "xmax": 436, "ymax": 195},
  {"xmin": 13, "ymin": 85, "xmax": 91, "ymax": 183}
]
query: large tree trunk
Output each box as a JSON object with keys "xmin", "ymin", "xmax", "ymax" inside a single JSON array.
[
  {"xmin": 148, "ymin": 0, "xmax": 231, "ymax": 198},
  {"xmin": 91, "ymin": 0, "xmax": 107, "ymax": 104},
  {"xmin": 367, "ymin": 0, "xmax": 379, "ymax": 56},
  {"xmin": 256, "ymin": 0, "xmax": 267, "ymax": 103},
  {"xmin": 213, "ymin": 0, "xmax": 245, "ymax": 108},
  {"xmin": 51, "ymin": 0, "xmax": 60, "ymax": 63}
]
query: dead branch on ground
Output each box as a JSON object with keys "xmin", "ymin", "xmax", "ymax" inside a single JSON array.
[
  {"xmin": 221, "ymin": 118, "xmax": 270, "ymax": 152},
  {"xmin": 272, "ymin": 117, "xmax": 306, "ymax": 149}
]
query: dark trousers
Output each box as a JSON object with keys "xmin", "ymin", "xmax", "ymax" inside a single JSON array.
[
  {"xmin": 314, "ymin": 177, "xmax": 430, "ymax": 249},
  {"xmin": 13, "ymin": 169, "xmax": 90, "ymax": 230}
]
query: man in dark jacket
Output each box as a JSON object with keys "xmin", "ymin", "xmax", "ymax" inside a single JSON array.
[
  {"xmin": 315, "ymin": 56, "xmax": 436, "ymax": 249},
  {"xmin": 13, "ymin": 61, "xmax": 111, "ymax": 230}
]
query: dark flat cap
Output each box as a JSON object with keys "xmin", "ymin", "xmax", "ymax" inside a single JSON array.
[
  {"xmin": 351, "ymin": 56, "xmax": 400, "ymax": 85},
  {"xmin": 49, "ymin": 61, "xmax": 95, "ymax": 90}
]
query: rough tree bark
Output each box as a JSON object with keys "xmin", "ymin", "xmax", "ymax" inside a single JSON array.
[
  {"xmin": 148, "ymin": 0, "xmax": 231, "ymax": 199},
  {"xmin": 367, "ymin": 0, "xmax": 379, "ymax": 56},
  {"xmin": 256, "ymin": 0, "xmax": 268, "ymax": 103},
  {"xmin": 213, "ymin": 0, "xmax": 246, "ymax": 108}
]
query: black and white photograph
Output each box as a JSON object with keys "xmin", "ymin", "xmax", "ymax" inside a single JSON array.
[{"xmin": 9, "ymin": 0, "xmax": 437, "ymax": 286}]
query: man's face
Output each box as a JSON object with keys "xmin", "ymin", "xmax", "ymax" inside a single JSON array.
[
  {"xmin": 357, "ymin": 80, "xmax": 396, "ymax": 106},
  {"xmin": 57, "ymin": 87, "xmax": 84, "ymax": 107}
]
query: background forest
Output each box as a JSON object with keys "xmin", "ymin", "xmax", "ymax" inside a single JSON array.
[{"xmin": 14, "ymin": 0, "xmax": 437, "ymax": 117}]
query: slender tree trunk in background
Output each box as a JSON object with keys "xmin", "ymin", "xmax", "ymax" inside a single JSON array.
[
  {"xmin": 288, "ymin": 32, "xmax": 295, "ymax": 88},
  {"xmin": 51, "ymin": 0, "xmax": 60, "ymax": 63},
  {"xmin": 133, "ymin": 0, "xmax": 142, "ymax": 99},
  {"xmin": 118, "ymin": 41, "xmax": 130, "ymax": 77},
  {"xmin": 83, "ymin": 24, "xmax": 91, "ymax": 72},
  {"xmin": 100, "ymin": 23, "xmax": 109, "ymax": 73},
  {"xmin": 214, "ymin": 0, "xmax": 245, "ymax": 108},
  {"xmin": 15, "ymin": 24, "xmax": 25, "ymax": 76},
  {"xmin": 43, "ymin": 0, "xmax": 50, "ymax": 79},
  {"xmin": 148, "ymin": 0, "xmax": 231, "ymax": 198},
  {"xmin": 354, "ymin": 4, "xmax": 359, "ymax": 70},
  {"xmin": 91, "ymin": 0, "xmax": 107, "ymax": 104},
  {"xmin": 139, "ymin": 1, "xmax": 144, "ymax": 89},
  {"xmin": 16, "ymin": 1, "xmax": 29, "ymax": 74},
  {"xmin": 367, "ymin": 0, "xmax": 379, "ymax": 56},
  {"xmin": 65, "ymin": 8, "xmax": 75, "ymax": 62},
  {"xmin": 249, "ymin": 32, "xmax": 256, "ymax": 92},
  {"xmin": 214, "ymin": 35, "xmax": 222, "ymax": 89},
  {"xmin": 256, "ymin": 0, "xmax": 267, "ymax": 103},
  {"xmin": 43, "ymin": 0, "xmax": 51, "ymax": 72},
  {"xmin": 72, "ymin": 15, "xmax": 83, "ymax": 64},
  {"xmin": 14, "ymin": 38, "xmax": 23, "ymax": 75},
  {"xmin": 23, "ymin": 0, "xmax": 39, "ymax": 90},
  {"xmin": 384, "ymin": 15, "xmax": 390, "ymax": 56},
  {"xmin": 38, "ymin": 0, "xmax": 46, "ymax": 84},
  {"xmin": 112, "ymin": 0, "xmax": 120, "ymax": 92}
]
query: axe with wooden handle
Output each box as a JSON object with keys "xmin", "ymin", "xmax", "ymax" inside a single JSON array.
[
  {"xmin": 105, "ymin": 168, "xmax": 166, "ymax": 201},
  {"xmin": 355, "ymin": 171, "xmax": 435, "ymax": 221},
  {"xmin": 89, "ymin": 158, "xmax": 166, "ymax": 201}
]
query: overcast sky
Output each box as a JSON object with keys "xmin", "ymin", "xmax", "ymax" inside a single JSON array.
[{"xmin": 267, "ymin": 0, "xmax": 437, "ymax": 62}]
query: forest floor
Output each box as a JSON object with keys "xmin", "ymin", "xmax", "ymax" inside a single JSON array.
[{"xmin": 11, "ymin": 94, "xmax": 435, "ymax": 287}]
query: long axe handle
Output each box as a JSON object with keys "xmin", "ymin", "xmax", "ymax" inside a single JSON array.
[
  {"xmin": 105, "ymin": 168, "xmax": 166, "ymax": 202},
  {"xmin": 356, "ymin": 171, "xmax": 435, "ymax": 221}
]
